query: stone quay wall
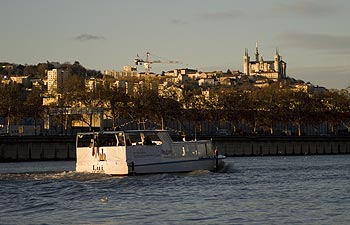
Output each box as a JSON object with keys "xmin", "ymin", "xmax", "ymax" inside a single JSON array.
[
  {"xmin": 1, "ymin": 135, "xmax": 350, "ymax": 162},
  {"xmin": 211, "ymin": 136, "xmax": 350, "ymax": 156},
  {"xmin": 0, "ymin": 136, "xmax": 76, "ymax": 162}
]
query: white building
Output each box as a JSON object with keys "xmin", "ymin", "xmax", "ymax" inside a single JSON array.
[
  {"xmin": 10, "ymin": 76, "xmax": 31, "ymax": 87},
  {"xmin": 164, "ymin": 68, "xmax": 195, "ymax": 83},
  {"xmin": 104, "ymin": 65, "xmax": 138, "ymax": 78},
  {"xmin": 47, "ymin": 69, "xmax": 69, "ymax": 94},
  {"xmin": 198, "ymin": 78, "xmax": 217, "ymax": 87}
]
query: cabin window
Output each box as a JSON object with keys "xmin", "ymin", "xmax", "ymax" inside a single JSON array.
[
  {"xmin": 77, "ymin": 134, "xmax": 95, "ymax": 147},
  {"xmin": 127, "ymin": 133, "xmax": 142, "ymax": 145},
  {"xmin": 116, "ymin": 133, "xmax": 126, "ymax": 146},
  {"xmin": 98, "ymin": 134, "xmax": 117, "ymax": 147},
  {"xmin": 148, "ymin": 133, "xmax": 161, "ymax": 142},
  {"xmin": 144, "ymin": 133, "xmax": 162, "ymax": 145},
  {"xmin": 123, "ymin": 132, "xmax": 163, "ymax": 146}
]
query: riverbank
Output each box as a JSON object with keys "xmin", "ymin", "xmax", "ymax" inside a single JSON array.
[
  {"xmin": 1, "ymin": 135, "xmax": 349, "ymax": 162},
  {"xmin": 0, "ymin": 136, "xmax": 75, "ymax": 162},
  {"xmin": 211, "ymin": 135, "xmax": 350, "ymax": 156}
]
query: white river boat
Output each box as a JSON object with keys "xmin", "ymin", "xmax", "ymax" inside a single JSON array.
[{"xmin": 76, "ymin": 130, "xmax": 225, "ymax": 175}]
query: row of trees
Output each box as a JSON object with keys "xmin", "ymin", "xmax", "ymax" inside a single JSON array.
[
  {"xmin": 1, "ymin": 74, "xmax": 350, "ymax": 136},
  {"xmin": 60, "ymin": 78, "xmax": 350, "ymax": 136},
  {"xmin": 0, "ymin": 83, "xmax": 44, "ymax": 134},
  {"xmin": 215, "ymin": 84, "xmax": 350, "ymax": 135},
  {"xmin": 0, "ymin": 61, "xmax": 102, "ymax": 79}
]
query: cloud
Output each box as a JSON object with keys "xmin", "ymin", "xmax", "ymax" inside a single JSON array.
[
  {"xmin": 200, "ymin": 9, "xmax": 244, "ymax": 21},
  {"xmin": 74, "ymin": 34, "xmax": 105, "ymax": 41},
  {"xmin": 273, "ymin": 0, "xmax": 339, "ymax": 17},
  {"xmin": 278, "ymin": 31, "xmax": 350, "ymax": 54},
  {"xmin": 170, "ymin": 19, "xmax": 189, "ymax": 25}
]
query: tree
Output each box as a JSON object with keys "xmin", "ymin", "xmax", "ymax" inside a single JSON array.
[
  {"xmin": 180, "ymin": 87, "xmax": 209, "ymax": 134},
  {"xmin": 0, "ymin": 82, "xmax": 22, "ymax": 134},
  {"xmin": 61, "ymin": 75, "xmax": 85, "ymax": 106},
  {"xmin": 105, "ymin": 86, "xmax": 131, "ymax": 129},
  {"xmin": 321, "ymin": 91, "xmax": 350, "ymax": 134},
  {"xmin": 157, "ymin": 97, "xmax": 182, "ymax": 130},
  {"xmin": 54, "ymin": 75, "xmax": 85, "ymax": 133},
  {"xmin": 71, "ymin": 61, "xmax": 87, "ymax": 77},
  {"xmin": 36, "ymin": 63, "xmax": 49, "ymax": 79},
  {"xmin": 130, "ymin": 90, "xmax": 161, "ymax": 129},
  {"xmin": 23, "ymin": 65, "xmax": 38, "ymax": 76},
  {"xmin": 24, "ymin": 87, "xmax": 45, "ymax": 135},
  {"xmin": 288, "ymin": 91, "xmax": 312, "ymax": 136}
]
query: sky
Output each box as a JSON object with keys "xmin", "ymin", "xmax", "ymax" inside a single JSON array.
[{"xmin": 1, "ymin": 0, "xmax": 350, "ymax": 89}]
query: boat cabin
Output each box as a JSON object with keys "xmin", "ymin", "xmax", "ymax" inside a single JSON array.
[{"xmin": 76, "ymin": 130, "xmax": 171, "ymax": 148}]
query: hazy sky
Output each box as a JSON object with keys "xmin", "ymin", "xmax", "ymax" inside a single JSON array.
[{"xmin": 1, "ymin": 0, "xmax": 350, "ymax": 89}]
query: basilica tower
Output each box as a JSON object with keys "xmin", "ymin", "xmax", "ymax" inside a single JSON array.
[
  {"xmin": 274, "ymin": 48, "xmax": 280, "ymax": 73},
  {"xmin": 243, "ymin": 48, "xmax": 250, "ymax": 75},
  {"xmin": 255, "ymin": 42, "xmax": 260, "ymax": 62}
]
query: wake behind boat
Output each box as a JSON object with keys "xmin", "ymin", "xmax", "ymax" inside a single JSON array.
[{"xmin": 76, "ymin": 130, "xmax": 225, "ymax": 175}]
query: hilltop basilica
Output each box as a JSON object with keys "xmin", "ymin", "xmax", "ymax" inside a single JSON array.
[{"xmin": 243, "ymin": 44, "xmax": 287, "ymax": 81}]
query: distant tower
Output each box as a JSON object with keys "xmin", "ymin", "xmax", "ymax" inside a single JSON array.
[
  {"xmin": 243, "ymin": 48, "xmax": 250, "ymax": 75},
  {"xmin": 255, "ymin": 42, "xmax": 260, "ymax": 62},
  {"xmin": 274, "ymin": 48, "xmax": 280, "ymax": 73},
  {"xmin": 259, "ymin": 56, "xmax": 264, "ymax": 71},
  {"xmin": 281, "ymin": 59, "xmax": 287, "ymax": 79}
]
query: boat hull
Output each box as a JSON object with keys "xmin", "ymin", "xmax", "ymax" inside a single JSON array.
[{"xmin": 124, "ymin": 157, "xmax": 225, "ymax": 175}]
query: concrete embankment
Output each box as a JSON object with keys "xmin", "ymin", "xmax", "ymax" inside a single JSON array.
[
  {"xmin": 0, "ymin": 135, "xmax": 349, "ymax": 162},
  {"xmin": 211, "ymin": 136, "xmax": 350, "ymax": 156},
  {"xmin": 0, "ymin": 136, "xmax": 75, "ymax": 162}
]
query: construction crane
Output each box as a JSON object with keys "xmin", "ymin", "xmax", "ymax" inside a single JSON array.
[{"xmin": 134, "ymin": 52, "xmax": 181, "ymax": 75}]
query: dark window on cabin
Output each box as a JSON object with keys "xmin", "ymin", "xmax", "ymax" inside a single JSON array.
[
  {"xmin": 77, "ymin": 134, "xmax": 95, "ymax": 147},
  {"xmin": 124, "ymin": 132, "xmax": 163, "ymax": 145},
  {"xmin": 143, "ymin": 135, "xmax": 153, "ymax": 145},
  {"xmin": 128, "ymin": 133, "xmax": 142, "ymax": 145},
  {"xmin": 143, "ymin": 133, "xmax": 161, "ymax": 145},
  {"xmin": 148, "ymin": 133, "xmax": 161, "ymax": 142},
  {"xmin": 117, "ymin": 133, "xmax": 125, "ymax": 146},
  {"xmin": 98, "ymin": 134, "xmax": 117, "ymax": 146}
]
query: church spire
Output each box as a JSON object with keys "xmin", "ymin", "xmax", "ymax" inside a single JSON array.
[{"xmin": 255, "ymin": 42, "xmax": 259, "ymax": 62}]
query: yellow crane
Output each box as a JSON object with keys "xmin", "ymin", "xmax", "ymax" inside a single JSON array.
[{"xmin": 134, "ymin": 52, "xmax": 181, "ymax": 75}]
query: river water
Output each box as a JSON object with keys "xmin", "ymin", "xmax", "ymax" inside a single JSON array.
[{"xmin": 1, "ymin": 156, "xmax": 350, "ymax": 225}]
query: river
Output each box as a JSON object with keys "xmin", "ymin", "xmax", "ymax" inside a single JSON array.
[{"xmin": 1, "ymin": 156, "xmax": 350, "ymax": 224}]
